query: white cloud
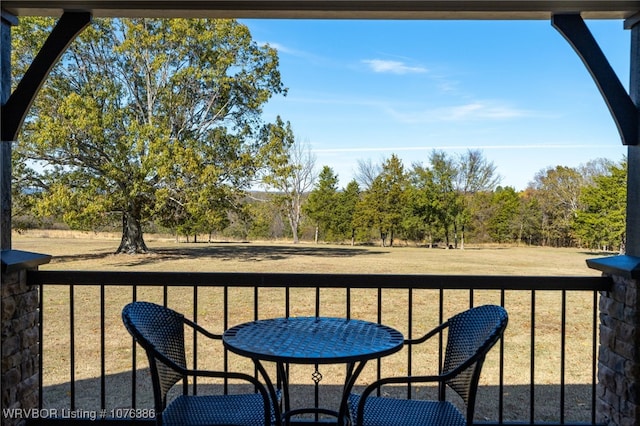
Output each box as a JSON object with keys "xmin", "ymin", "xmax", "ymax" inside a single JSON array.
[
  {"xmin": 385, "ymin": 101, "xmax": 531, "ymax": 123},
  {"xmin": 444, "ymin": 102, "xmax": 526, "ymax": 120},
  {"xmin": 363, "ymin": 59, "xmax": 428, "ymax": 75}
]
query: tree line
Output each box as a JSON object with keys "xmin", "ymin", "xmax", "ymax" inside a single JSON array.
[
  {"xmin": 10, "ymin": 17, "xmax": 627, "ymax": 253},
  {"xmin": 239, "ymin": 142, "xmax": 626, "ymax": 251}
]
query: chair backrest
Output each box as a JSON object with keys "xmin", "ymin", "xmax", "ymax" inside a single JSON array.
[
  {"xmin": 442, "ymin": 305, "xmax": 508, "ymax": 422},
  {"xmin": 122, "ymin": 301, "xmax": 188, "ymax": 411}
]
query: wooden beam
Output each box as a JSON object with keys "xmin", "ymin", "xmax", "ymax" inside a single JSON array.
[
  {"xmin": 552, "ymin": 13, "xmax": 639, "ymax": 146},
  {"xmin": 1, "ymin": 12, "xmax": 16, "ymax": 250},
  {"xmin": 0, "ymin": 11, "xmax": 91, "ymax": 142},
  {"xmin": 2, "ymin": 0, "xmax": 640, "ymax": 20}
]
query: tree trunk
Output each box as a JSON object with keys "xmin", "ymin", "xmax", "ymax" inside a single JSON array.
[
  {"xmin": 290, "ymin": 218, "xmax": 299, "ymax": 244},
  {"xmin": 116, "ymin": 210, "xmax": 148, "ymax": 254},
  {"xmin": 444, "ymin": 225, "xmax": 450, "ymax": 248},
  {"xmin": 314, "ymin": 224, "xmax": 319, "ymax": 244},
  {"xmin": 453, "ymin": 223, "xmax": 458, "ymax": 249},
  {"xmin": 287, "ymin": 206, "xmax": 300, "ymax": 244}
]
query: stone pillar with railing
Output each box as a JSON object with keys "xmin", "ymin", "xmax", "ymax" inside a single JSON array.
[
  {"xmin": 1, "ymin": 10, "xmax": 52, "ymax": 426},
  {"xmin": 588, "ymin": 259, "xmax": 640, "ymax": 426},
  {"xmin": 1, "ymin": 262, "xmax": 47, "ymax": 426}
]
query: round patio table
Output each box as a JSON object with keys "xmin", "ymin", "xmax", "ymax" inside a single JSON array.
[{"xmin": 223, "ymin": 316, "xmax": 404, "ymax": 425}]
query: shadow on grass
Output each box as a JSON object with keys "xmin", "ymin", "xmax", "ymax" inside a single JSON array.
[
  {"xmin": 39, "ymin": 369, "xmax": 596, "ymax": 424},
  {"xmin": 578, "ymin": 250, "xmax": 619, "ymax": 256},
  {"xmin": 49, "ymin": 244, "xmax": 387, "ymax": 267}
]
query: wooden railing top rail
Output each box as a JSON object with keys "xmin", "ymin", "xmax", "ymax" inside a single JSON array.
[{"xmin": 27, "ymin": 270, "xmax": 613, "ymax": 291}]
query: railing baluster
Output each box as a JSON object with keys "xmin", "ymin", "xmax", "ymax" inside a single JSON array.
[
  {"xmin": 314, "ymin": 285, "xmax": 320, "ymax": 421},
  {"xmin": 254, "ymin": 285, "xmax": 263, "ymax": 404},
  {"xmin": 407, "ymin": 288, "xmax": 413, "ymax": 400},
  {"xmin": 69, "ymin": 284, "xmax": 75, "ymax": 411},
  {"xmin": 438, "ymin": 289, "xmax": 444, "ymax": 375},
  {"xmin": 470, "ymin": 288, "xmax": 474, "ymax": 309},
  {"xmin": 346, "ymin": 286, "xmax": 351, "ymax": 320},
  {"xmin": 499, "ymin": 289, "xmax": 506, "ymax": 424},
  {"xmin": 376, "ymin": 287, "xmax": 382, "ymax": 397},
  {"xmin": 254, "ymin": 285, "xmax": 259, "ymax": 319},
  {"xmin": 131, "ymin": 285, "xmax": 137, "ymax": 409},
  {"xmin": 223, "ymin": 285, "xmax": 229, "ymax": 395},
  {"xmin": 591, "ymin": 291, "xmax": 598, "ymax": 425},
  {"xmin": 283, "ymin": 285, "xmax": 290, "ymax": 403},
  {"xmin": 193, "ymin": 285, "xmax": 198, "ymax": 396},
  {"xmin": 531, "ymin": 289, "xmax": 536, "ymax": 423},
  {"xmin": 561, "ymin": 290, "xmax": 567, "ymax": 424},
  {"xmin": 163, "ymin": 285, "xmax": 168, "ymax": 309},
  {"xmin": 38, "ymin": 282, "xmax": 44, "ymax": 411},
  {"xmin": 100, "ymin": 284, "xmax": 106, "ymax": 410},
  {"xmin": 285, "ymin": 286, "xmax": 290, "ymax": 318}
]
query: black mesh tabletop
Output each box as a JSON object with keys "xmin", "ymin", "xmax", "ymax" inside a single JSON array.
[{"xmin": 223, "ymin": 317, "xmax": 404, "ymax": 364}]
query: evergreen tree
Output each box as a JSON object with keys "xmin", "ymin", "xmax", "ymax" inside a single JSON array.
[
  {"xmin": 487, "ymin": 186, "xmax": 520, "ymax": 243},
  {"xmin": 336, "ymin": 180, "xmax": 361, "ymax": 245},
  {"xmin": 304, "ymin": 166, "xmax": 339, "ymax": 243},
  {"xmin": 574, "ymin": 160, "xmax": 626, "ymax": 252},
  {"xmin": 354, "ymin": 155, "xmax": 408, "ymax": 247},
  {"xmin": 427, "ymin": 151, "xmax": 459, "ymax": 248}
]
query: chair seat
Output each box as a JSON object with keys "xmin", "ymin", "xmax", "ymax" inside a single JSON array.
[
  {"xmin": 163, "ymin": 392, "xmax": 279, "ymax": 426},
  {"xmin": 348, "ymin": 393, "xmax": 467, "ymax": 426}
]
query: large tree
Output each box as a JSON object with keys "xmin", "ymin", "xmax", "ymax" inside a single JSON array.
[{"xmin": 13, "ymin": 17, "xmax": 286, "ymax": 253}]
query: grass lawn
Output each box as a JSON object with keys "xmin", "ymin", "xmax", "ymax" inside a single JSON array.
[
  {"xmin": 13, "ymin": 230, "xmax": 604, "ymax": 275},
  {"xmin": 12, "ymin": 231, "xmax": 609, "ymax": 423}
]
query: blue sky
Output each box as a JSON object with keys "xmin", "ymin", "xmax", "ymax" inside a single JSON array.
[{"xmin": 243, "ymin": 19, "xmax": 630, "ymax": 191}]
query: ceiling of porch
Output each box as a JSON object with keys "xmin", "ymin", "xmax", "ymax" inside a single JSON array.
[{"xmin": 2, "ymin": 0, "xmax": 640, "ymax": 20}]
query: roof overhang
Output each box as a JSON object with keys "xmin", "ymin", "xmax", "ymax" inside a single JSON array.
[{"xmin": 2, "ymin": 1, "xmax": 640, "ymax": 20}]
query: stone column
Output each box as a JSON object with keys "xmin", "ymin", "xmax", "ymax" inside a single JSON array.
[
  {"xmin": 596, "ymin": 273, "xmax": 640, "ymax": 426},
  {"xmin": 1, "ymin": 269, "xmax": 40, "ymax": 426},
  {"xmin": 1, "ymin": 252, "xmax": 50, "ymax": 426}
]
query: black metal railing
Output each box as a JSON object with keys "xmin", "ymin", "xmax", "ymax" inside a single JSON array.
[{"xmin": 27, "ymin": 270, "xmax": 612, "ymax": 426}]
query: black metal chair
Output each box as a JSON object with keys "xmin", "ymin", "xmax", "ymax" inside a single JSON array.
[
  {"xmin": 122, "ymin": 301, "xmax": 278, "ymax": 426},
  {"xmin": 348, "ymin": 304, "xmax": 508, "ymax": 426}
]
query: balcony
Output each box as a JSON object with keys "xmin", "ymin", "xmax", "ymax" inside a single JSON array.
[{"xmin": 24, "ymin": 270, "xmax": 611, "ymax": 425}]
